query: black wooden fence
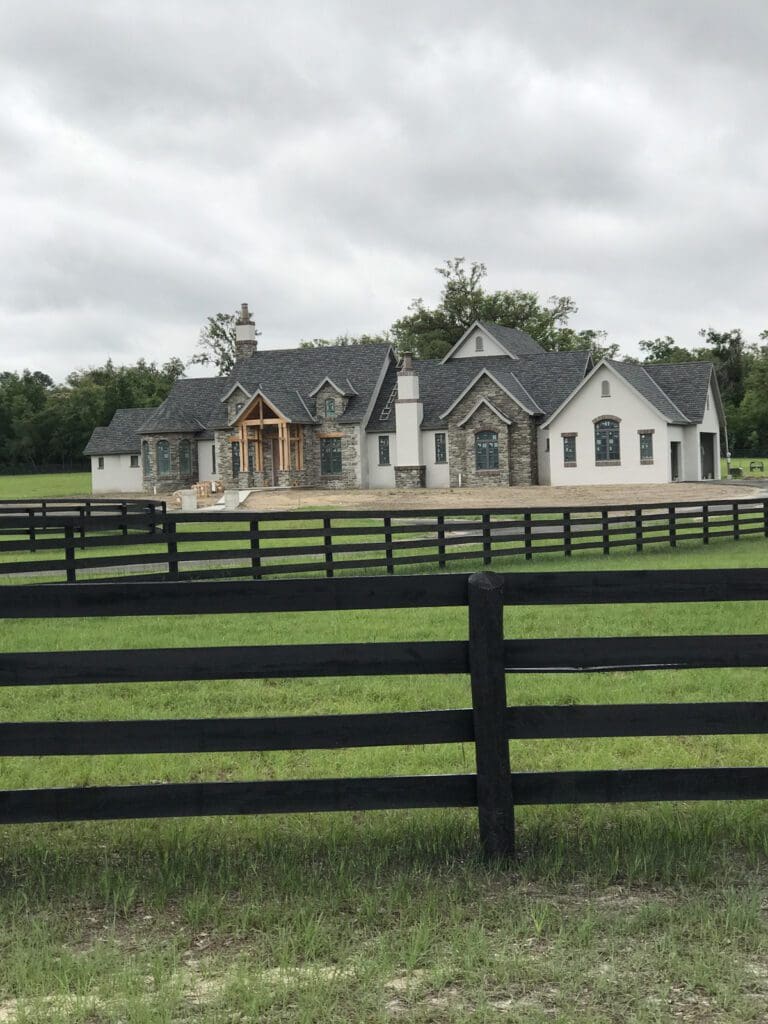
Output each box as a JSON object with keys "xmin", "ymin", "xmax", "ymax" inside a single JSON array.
[
  {"xmin": 1, "ymin": 496, "xmax": 767, "ymax": 583},
  {"xmin": 1, "ymin": 567, "xmax": 768, "ymax": 856}
]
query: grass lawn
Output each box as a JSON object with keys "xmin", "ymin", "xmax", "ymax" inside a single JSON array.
[
  {"xmin": 0, "ymin": 472, "xmax": 91, "ymax": 499},
  {"xmin": 1, "ymin": 539, "xmax": 768, "ymax": 1020}
]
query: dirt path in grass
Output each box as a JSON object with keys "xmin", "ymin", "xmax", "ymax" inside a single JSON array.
[{"xmin": 236, "ymin": 482, "xmax": 757, "ymax": 513}]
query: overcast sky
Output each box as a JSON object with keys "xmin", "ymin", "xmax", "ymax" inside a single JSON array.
[{"xmin": 2, "ymin": 0, "xmax": 766, "ymax": 382}]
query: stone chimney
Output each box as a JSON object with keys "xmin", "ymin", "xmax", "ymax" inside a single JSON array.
[
  {"xmin": 235, "ymin": 302, "xmax": 258, "ymax": 361},
  {"xmin": 394, "ymin": 352, "xmax": 425, "ymax": 487}
]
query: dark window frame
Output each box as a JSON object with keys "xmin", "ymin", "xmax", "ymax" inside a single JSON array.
[
  {"xmin": 475, "ymin": 430, "xmax": 499, "ymax": 471},
  {"xmin": 97, "ymin": 456, "xmax": 104, "ymax": 470},
  {"xmin": 562, "ymin": 433, "xmax": 577, "ymax": 467},
  {"xmin": 179, "ymin": 439, "xmax": 192, "ymax": 476},
  {"xmin": 320, "ymin": 436, "xmax": 342, "ymax": 475},
  {"xmin": 434, "ymin": 432, "xmax": 447, "ymax": 464},
  {"xmin": 156, "ymin": 440, "xmax": 171, "ymax": 477},
  {"xmin": 594, "ymin": 417, "xmax": 621, "ymax": 464},
  {"xmin": 378, "ymin": 435, "xmax": 390, "ymax": 466},
  {"xmin": 325, "ymin": 397, "xmax": 336, "ymax": 418},
  {"xmin": 639, "ymin": 430, "xmax": 654, "ymax": 464},
  {"xmin": 211, "ymin": 444, "xmax": 217, "ymax": 475},
  {"xmin": 130, "ymin": 454, "xmax": 139, "ymax": 469}
]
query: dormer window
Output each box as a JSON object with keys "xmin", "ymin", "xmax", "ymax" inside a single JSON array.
[
  {"xmin": 325, "ymin": 397, "xmax": 336, "ymax": 417},
  {"xmin": 475, "ymin": 335, "xmax": 484, "ymax": 352},
  {"xmin": 235, "ymin": 402, "xmax": 244, "ymax": 415},
  {"xmin": 601, "ymin": 380, "xmax": 610, "ymax": 398}
]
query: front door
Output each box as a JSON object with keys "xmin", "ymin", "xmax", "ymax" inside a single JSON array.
[
  {"xmin": 700, "ymin": 433, "xmax": 716, "ymax": 479},
  {"xmin": 670, "ymin": 441, "xmax": 681, "ymax": 481}
]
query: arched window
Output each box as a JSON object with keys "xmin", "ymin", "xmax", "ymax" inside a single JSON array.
[
  {"xmin": 594, "ymin": 419, "xmax": 620, "ymax": 463},
  {"xmin": 156, "ymin": 440, "xmax": 171, "ymax": 476},
  {"xmin": 601, "ymin": 380, "xmax": 611, "ymax": 397},
  {"xmin": 475, "ymin": 334, "xmax": 484, "ymax": 352},
  {"xmin": 179, "ymin": 439, "xmax": 192, "ymax": 476},
  {"xmin": 141, "ymin": 441, "xmax": 150, "ymax": 475},
  {"xmin": 475, "ymin": 430, "xmax": 499, "ymax": 470}
]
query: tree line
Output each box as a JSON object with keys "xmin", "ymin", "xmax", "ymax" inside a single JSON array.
[{"xmin": 2, "ymin": 259, "xmax": 766, "ymax": 469}]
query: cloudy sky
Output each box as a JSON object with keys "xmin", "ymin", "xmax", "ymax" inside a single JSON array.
[{"xmin": 2, "ymin": 0, "xmax": 766, "ymax": 381}]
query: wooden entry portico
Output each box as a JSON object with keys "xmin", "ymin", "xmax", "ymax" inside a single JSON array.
[{"xmin": 229, "ymin": 395, "xmax": 304, "ymax": 485}]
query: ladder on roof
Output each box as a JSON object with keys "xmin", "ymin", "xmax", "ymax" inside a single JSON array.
[{"xmin": 378, "ymin": 384, "xmax": 398, "ymax": 421}]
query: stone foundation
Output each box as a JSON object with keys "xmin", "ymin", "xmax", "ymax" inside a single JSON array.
[{"xmin": 394, "ymin": 465, "xmax": 426, "ymax": 488}]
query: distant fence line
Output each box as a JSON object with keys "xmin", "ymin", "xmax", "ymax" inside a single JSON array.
[
  {"xmin": 2, "ymin": 567, "xmax": 768, "ymax": 856},
  {"xmin": 0, "ymin": 496, "xmax": 766, "ymax": 584},
  {"xmin": 0, "ymin": 461, "xmax": 90, "ymax": 476}
]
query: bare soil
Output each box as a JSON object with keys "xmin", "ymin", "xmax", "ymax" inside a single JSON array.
[{"xmin": 233, "ymin": 482, "xmax": 756, "ymax": 513}]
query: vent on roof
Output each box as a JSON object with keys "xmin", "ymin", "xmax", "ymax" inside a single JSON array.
[{"xmin": 379, "ymin": 385, "xmax": 398, "ymax": 421}]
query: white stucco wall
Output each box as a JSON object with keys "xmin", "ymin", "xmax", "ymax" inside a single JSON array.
[
  {"xmin": 91, "ymin": 453, "xmax": 142, "ymax": 493},
  {"xmin": 394, "ymin": 397, "xmax": 423, "ymax": 465},
  {"xmin": 547, "ymin": 367, "xmax": 670, "ymax": 486},
  {"xmin": 537, "ymin": 427, "xmax": 551, "ymax": 485},
  {"xmin": 448, "ymin": 327, "xmax": 510, "ymax": 359},
  {"xmin": 197, "ymin": 439, "xmax": 220, "ymax": 483},
  {"xmin": 366, "ymin": 433, "xmax": 396, "ymax": 487},
  {"xmin": 423, "ymin": 430, "xmax": 450, "ymax": 487}
]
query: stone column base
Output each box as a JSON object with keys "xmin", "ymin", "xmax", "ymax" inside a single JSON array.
[{"xmin": 394, "ymin": 465, "xmax": 426, "ymax": 488}]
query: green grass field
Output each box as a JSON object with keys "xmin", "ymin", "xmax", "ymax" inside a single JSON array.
[
  {"xmin": 0, "ymin": 472, "xmax": 91, "ymax": 499},
  {"xmin": 1, "ymin": 539, "xmax": 768, "ymax": 1020}
]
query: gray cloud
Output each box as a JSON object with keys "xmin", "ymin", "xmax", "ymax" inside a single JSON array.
[{"xmin": 1, "ymin": 0, "xmax": 766, "ymax": 382}]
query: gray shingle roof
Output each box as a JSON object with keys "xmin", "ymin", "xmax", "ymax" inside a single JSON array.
[
  {"xmin": 366, "ymin": 351, "xmax": 591, "ymax": 432},
  {"xmin": 607, "ymin": 361, "xmax": 689, "ymax": 424},
  {"xmin": 139, "ymin": 377, "xmax": 224, "ymax": 435},
  {"xmin": 644, "ymin": 362, "xmax": 715, "ymax": 423},
  {"xmin": 83, "ymin": 408, "xmax": 156, "ymax": 455},
  {"xmin": 479, "ymin": 322, "xmax": 545, "ymax": 356},
  {"xmin": 207, "ymin": 344, "xmax": 393, "ymax": 429}
]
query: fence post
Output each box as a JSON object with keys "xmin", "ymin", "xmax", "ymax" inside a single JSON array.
[
  {"xmin": 703, "ymin": 503, "xmax": 710, "ymax": 545},
  {"xmin": 733, "ymin": 502, "xmax": 740, "ymax": 541},
  {"xmin": 28, "ymin": 509, "xmax": 36, "ymax": 552},
  {"xmin": 601, "ymin": 508, "xmax": 610, "ymax": 555},
  {"xmin": 146, "ymin": 503, "xmax": 157, "ymax": 536},
  {"xmin": 563, "ymin": 510, "xmax": 572, "ymax": 557},
  {"xmin": 635, "ymin": 507, "xmax": 643, "ymax": 552},
  {"xmin": 523, "ymin": 512, "xmax": 533, "ymax": 561},
  {"xmin": 436, "ymin": 514, "xmax": 446, "ymax": 570},
  {"xmin": 669, "ymin": 505, "xmax": 677, "ymax": 548},
  {"xmin": 166, "ymin": 520, "xmax": 179, "ymax": 579},
  {"xmin": 763, "ymin": 499, "xmax": 768, "ymax": 539},
  {"xmin": 482, "ymin": 512, "xmax": 492, "ymax": 566},
  {"xmin": 249, "ymin": 518, "xmax": 261, "ymax": 579},
  {"xmin": 323, "ymin": 516, "xmax": 334, "ymax": 578},
  {"xmin": 383, "ymin": 515, "xmax": 394, "ymax": 574},
  {"xmin": 78, "ymin": 507, "xmax": 86, "ymax": 550},
  {"xmin": 467, "ymin": 572, "xmax": 514, "ymax": 859},
  {"xmin": 121, "ymin": 501, "xmax": 128, "ymax": 537},
  {"xmin": 64, "ymin": 524, "xmax": 76, "ymax": 583}
]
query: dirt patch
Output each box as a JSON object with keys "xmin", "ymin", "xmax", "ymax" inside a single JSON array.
[{"xmin": 235, "ymin": 482, "xmax": 754, "ymax": 513}]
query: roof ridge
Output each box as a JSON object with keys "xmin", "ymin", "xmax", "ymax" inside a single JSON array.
[
  {"xmin": 610, "ymin": 360, "xmax": 690, "ymax": 423},
  {"xmin": 507, "ymin": 370, "xmax": 544, "ymax": 415}
]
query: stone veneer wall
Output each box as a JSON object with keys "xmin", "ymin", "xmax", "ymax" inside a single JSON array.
[
  {"xmin": 141, "ymin": 433, "xmax": 199, "ymax": 492},
  {"xmin": 394, "ymin": 466, "xmax": 426, "ymax": 488},
  {"xmin": 445, "ymin": 377, "xmax": 539, "ymax": 488}
]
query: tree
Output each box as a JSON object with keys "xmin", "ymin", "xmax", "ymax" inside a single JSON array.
[
  {"xmin": 299, "ymin": 331, "xmax": 391, "ymax": 349},
  {"xmin": 389, "ymin": 258, "xmax": 614, "ymax": 360},
  {"xmin": 190, "ymin": 312, "xmax": 261, "ymax": 374},
  {"xmin": 639, "ymin": 336, "xmax": 700, "ymax": 364},
  {"xmin": 698, "ymin": 327, "xmax": 754, "ymax": 410}
]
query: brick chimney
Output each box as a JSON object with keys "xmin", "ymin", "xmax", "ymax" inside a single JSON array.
[{"xmin": 235, "ymin": 302, "xmax": 258, "ymax": 361}]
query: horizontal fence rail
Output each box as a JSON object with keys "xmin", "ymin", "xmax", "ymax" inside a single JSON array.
[
  {"xmin": 1, "ymin": 496, "xmax": 767, "ymax": 584},
  {"xmin": 1, "ymin": 568, "xmax": 768, "ymax": 856}
]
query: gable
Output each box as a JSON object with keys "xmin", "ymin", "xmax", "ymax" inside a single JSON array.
[{"xmin": 445, "ymin": 324, "xmax": 511, "ymax": 360}]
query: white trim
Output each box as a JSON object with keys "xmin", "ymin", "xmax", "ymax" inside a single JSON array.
[
  {"xmin": 541, "ymin": 360, "xmax": 683, "ymax": 429},
  {"xmin": 362, "ymin": 348, "xmax": 398, "ymax": 430},
  {"xmin": 440, "ymin": 321, "xmax": 498, "ymax": 364},
  {"xmin": 233, "ymin": 388, "xmax": 292, "ymax": 424},
  {"xmin": 220, "ymin": 381, "xmax": 252, "ymax": 404},
  {"xmin": 345, "ymin": 377, "xmax": 359, "ymax": 396},
  {"xmin": 308, "ymin": 376, "xmax": 349, "ymax": 398},
  {"xmin": 456, "ymin": 398, "xmax": 513, "ymax": 428},
  {"xmin": 438, "ymin": 368, "xmax": 537, "ymax": 419},
  {"xmin": 295, "ymin": 390, "xmax": 317, "ymax": 421}
]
